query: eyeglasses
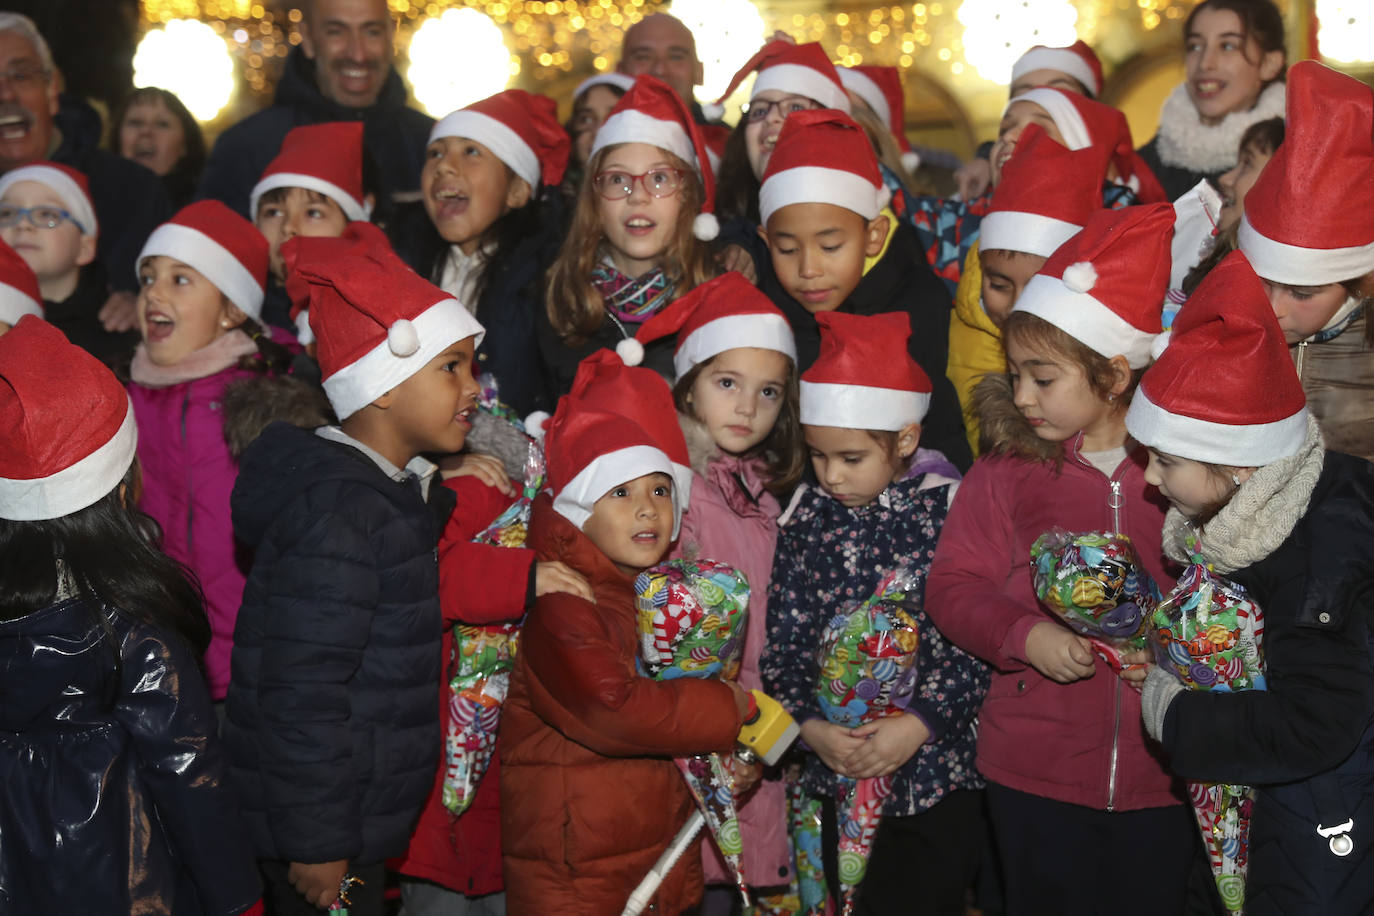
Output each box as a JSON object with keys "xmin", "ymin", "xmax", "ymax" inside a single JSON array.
[
  {"xmin": 741, "ymin": 96, "xmax": 821, "ymax": 123},
  {"xmin": 592, "ymin": 167, "xmax": 686, "ymax": 200},
  {"xmin": 0, "ymin": 204, "xmax": 86, "ymax": 234},
  {"xmin": 0, "ymin": 63, "xmax": 47, "ymax": 89}
]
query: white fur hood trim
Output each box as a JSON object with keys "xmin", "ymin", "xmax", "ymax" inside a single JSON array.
[{"xmin": 1154, "ymin": 81, "xmax": 1286, "ymax": 175}]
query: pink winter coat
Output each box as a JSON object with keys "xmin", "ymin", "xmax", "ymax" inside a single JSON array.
[
  {"xmin": 926, "ymin": 435, "xmax": 1185, "ymax": 812},
  {"xmin": 673, "ymin": 421, "xmax": 792, "ymax": 890}
]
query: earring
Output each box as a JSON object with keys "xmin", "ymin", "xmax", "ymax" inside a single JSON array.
[
  {"xmin": 221, "ymin": 319, "xmax": 232, "ymax": 328},
  {"xmin": 1231, "ymin": 473, "xmax": 1241, "ymax": 487},
  {"xmin": 1107, "ymin": 393, "xmax": 1115, "ymax": 402}
]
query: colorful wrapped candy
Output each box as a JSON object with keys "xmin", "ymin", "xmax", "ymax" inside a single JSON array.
[
  {"xmin": 1030, "ymin": 528, "xmax": 1162, "ymax": 673},
  {"xmin": 813, "ymin": 565, "xmax": 922, "ymax": 916},
  {"xmin": 786, "ymin": 780, "xmax": 829, "ymax": 915},
  {"xmin": 1149, "ymin": 536, "xmax": 1266, "ymax": 915},
  {"xmin": 634, "ymin": 558, "xmax": 752, "ymax": 906}
]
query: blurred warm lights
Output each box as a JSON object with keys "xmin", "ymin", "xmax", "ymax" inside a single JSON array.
[
  {"xmin": 956, "ymin": 0, "xmax": 1078, "ymax": 82},
  {"xmin": 406, "ymin": 8, "xmax": 520, "ymax": 116},
  {"xmin": 1316, "ymin": 1, "xmax": 1374, "ymax": 64},
  {"xmin": 132, "ymin": 19, "xmax": 235, "ymax": 121},
  {"xmin": 670, "ymin": 0, "xmax": 768, "ymax": 104}
]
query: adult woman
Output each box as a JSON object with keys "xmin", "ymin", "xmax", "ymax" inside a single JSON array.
[{"xmin": 110, "ymin": 87, "xmax": 206, "ymax": 209}]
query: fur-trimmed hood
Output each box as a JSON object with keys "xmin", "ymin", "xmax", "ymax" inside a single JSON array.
[
  {"xmin": 1153, "ymin": 81, "xmax": 1286, "ymax": 175},
  {"xmin": 972, "ymin": 373, "xmax": 1061, "ymax": 463},
  {"xmin": 678, "ymin": 411, "xmax": 720, "ymax": 477}
]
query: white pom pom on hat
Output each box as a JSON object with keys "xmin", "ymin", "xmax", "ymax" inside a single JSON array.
[
  {"xmin": 1061, "ymin": 261, "xmax": 1098, "ymax": 294},
  {"xmin": 693, "ymin": 212, "xmax": 720, "ymax": 241},
  {"xmin": 523, "ymin": 410, "xmax": 551, "ymax": 438},
  {"xmin": 387, "ymin": 318, "xmax": 420, "ymax": 357},
  {"xmin": 900, "ymin": 150, "xmax": 921, "ymax": 172},
  {"xmin": 615, "ymin": 336, "xmax": 645, "ymax": 366}
]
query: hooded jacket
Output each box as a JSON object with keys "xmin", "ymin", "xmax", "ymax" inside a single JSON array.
[
  {"xmin": 946, "ymin": 243, "xmax": 1003, "ymax": 457},
  {"xmin": 1292, "ymin": 311, "xmax": 1374, "ymax": 462},
  {"xmin": 499, "ymin": 495, "xmax": 743, "ymax": 915}
]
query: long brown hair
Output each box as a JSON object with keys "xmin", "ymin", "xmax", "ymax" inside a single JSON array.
[{"xmin": 545, "ymin": 144, "xmax": 717, "ymax": 345}]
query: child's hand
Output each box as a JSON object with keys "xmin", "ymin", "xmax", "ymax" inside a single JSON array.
[
  {"xmin": 845, "ymin": 713, "xmax": 930, "ymax": 779},
  {"xmin": 1025, "ymin": 621, "xmax": 1097, "ymax": 683},
  {"xmin": 1118, "ymin": 647, "xmax": 1153, "ymax": 690},
  {"xmin": 716, "ymin": 243, "xmax": 758, "ymax": 284},
  {"xmin": 439, "ymin": 452, "xmax": 516, "ymax": 495},
  {"xmin": 800, "ymin": 719, "xmax": 868, "ymax": 776},
  {"xmin": 728, "ymin": 754, "xmax": 763, "ymax": 797},
  {"xmin": 98, "ymin": 290, "xmax": 138, "ymax": 332},
  {"xmin": 535, "ymin": 561, "xmax": 594, "ymax": 600},
  {"xmin": 724, "ymin": 680, "xmax": 751, "ymax": 720},
  {"xmin": 287, "ymin": 859, "xmax": 349, "ymax": 909}
]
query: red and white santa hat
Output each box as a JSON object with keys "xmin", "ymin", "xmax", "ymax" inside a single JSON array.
[
  {"xmin": 0, "ymin": 315, "xmax": 137, "ymax": 520},
  {"xmin": 284, "ymin": 222, "xmax": 485, "ymax": 419},
  {"xmin": 838, "ymin": 65, "xmax": 920, "ymax": 171},
  {"xmin": 1012, "ymin": 203, "xmax": 1173, "ymax": 368},
  {"xmin": 139, "ymin": 200, "xmax": 268, "ymax": 322},
  {"xmin": 699, "ymin": 123, "xmax": 730, "ymax": 177},
  {"xmin": 1239, "ymin": 61, "xmax": 1374, "ymax": 286},
  {"xmin": 431, "ymin": 89, "xmax": 571, "ymax": 189},
  {"xmin": 713, "ymin": 40, "xmax": 851, "ymax": 116},
  {"xmin": 759, "ymin": 109, "xmax": 891, "ymax": 226},
  {"xmin": 590, "ymin": 74, "xmax": 720, "ymax": 240},
  {"xmin": 980, "ymin": 123, "xmax": 1112, "ymax": 257},
  {"xmin": 250, "ymin": 121, "xmax": 370, "ymax": 222},
  {"xmin": 0, "ymin": 160, "xmax": 98, "ymax": 237},
  {"xmin": 0, "ymin": 239, "xmax": 42, "ymax": 326},
  {"xmin": 1010, "ymin": 39, "xmax": 1104, "ymax": 98},
  {"xmin": 800, "ymin": 311, "xmax": 931, "ymax": 430},
  {"xmin": 628, "ymin": 270, "xmax": 796, "ymax": 377},
  {"xmin": 574, "ymin": 71, "xmax": 635, "ymax": 101},
  {"xmin": 1126, "ymin": 250, "xmax": 1309, "ymax": 466}
]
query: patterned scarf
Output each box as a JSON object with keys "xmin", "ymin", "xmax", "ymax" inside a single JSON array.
[{"xmin": 590, "ymin": 262, "xmax": 677, "ymax": 324}]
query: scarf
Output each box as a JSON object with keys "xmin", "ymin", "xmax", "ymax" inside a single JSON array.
[
  {"xmin": 1154, "ymin": 81, "xmax": 1287, "ymax": 174},
  {"xmin": 590, "ymin": 261, "xmax": 677, "ymax": 324},
  {"xmin": 130, "ymin": 329, "xmax": 258, "ymax": 388}
]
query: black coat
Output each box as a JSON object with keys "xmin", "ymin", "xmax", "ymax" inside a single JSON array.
[
  {"xmin": 1137, "ymin": 137, "xmax": 1218, "ymax": 204},
  {"xmin": 0, "ymin": 598, "xmax": 259, "ymax": 915},
  {"xmin": 43, "ymin": 261, "xmax": 139, "ymax": 369},
  {"xmin": 535, "ymin": 304, "xmax": 677, "ymax": 404},
  {"xmin": 224, "ymin": 423, "xmax": 455, "ymax": 866},
  {"xmin": 1160, "ymin": 452, "xmax": 1374, "ymax": 914}
]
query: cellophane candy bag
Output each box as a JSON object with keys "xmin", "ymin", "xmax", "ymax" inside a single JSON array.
[
  {"xmin": 1030, "ymin": 528, "xmax": 1161, "ymax": 673},
  {"xmin": 635, "ymin": 558, "xmax": 752, "ymax": 906},
  {"xmin": 1149, "ymin": 534, "xmax": 1266, "ymax": 915}
]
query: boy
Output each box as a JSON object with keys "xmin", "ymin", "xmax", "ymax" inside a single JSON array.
[
  {"xmin": 224, "ymin": 222, "xmax": 482, "ymax": 916},
  {"xmin": 755, "ymin": 108, "xmax": 972, "ymax": 470}
]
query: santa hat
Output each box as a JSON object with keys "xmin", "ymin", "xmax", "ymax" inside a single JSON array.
[
  {"xmin": 1126, "ymin": 250, "xmax": 1309, "ymax": 466},
  {"xmin": 759, "ymin": 109, "xmax": 890, "ymax": 226},
  {"xmin": 980, "ymin": 123, "xmax": 1111, "ymax": 257},
  {"xmin": 544, "ymin": 400, "xmax": 684, "ymax": 538},
  {"xmin": 139, "ymin": 200, "xmax": 268, "ymax": 322},
  {"xmin": 250, "ymin": 122, "xmax": 369, "ymax": 221},
  {"xmin": 1239, "ymin": 61, "xmax": 1374, "ymax": 285},
  {"xmin": 574, "ymin": 71, "xmax": 635, "ymax": 101},
  {"xmin": 0, "ymin": 161, "xmax": 98, "ymax": 237},
  {"xmin": 628, "ymin": 271, "xmax": 796, "ymax": 377},
  {"xmin": 431, "ymin": 89, "xmax": 571, "ymax": 189},
  {"xmin": 284, "ymin": 222, "xmax": 485, "ymax": 420},
  {"xmin": 0, "ymin": 316, "xmax": 137, "ymax": 520},
  {"xmin": 1012, "ymin": 203, "xmax": 1173, "ymax": 368},
  {"xmin": 800, "ymin": 311, "xmax": 931, "ymax": 430},
  {"xmin": 699, "ymin": 123, "xmax": 730, "ymax": 177},
  {"xmin": 0, "ymin": 240, "xmax": 42, "ymax": 326},
  {"xmin": 712, "ymin": 40, "xmax": 851, "ymax": 116},
  {"xmin": 590, "ymin": 75, "xmax": 719, "ymax": 240},
  {"xmin": 838, "ymin": 65, "xmax": 920, "ymax": 171},
  {"xmin": 1011, "ymin": 39, "xmax": 1103, "ymax": 98}
]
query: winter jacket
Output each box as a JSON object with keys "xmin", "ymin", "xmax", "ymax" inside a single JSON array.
[
  {"xmin": 499, "ymin": 495, "xmax": 743, "ymax": 916},
  {"xmin": 393, "ymin": 476, "xmax": 536, "ymax": 897},
  {"xmin": 224, "ymin": 422, "xmax": 455, "ymax": 866},
  {"xmin": 0, "ymin": 597, "xmax": 259, "ymax": 915},
  {"xmin": 1157, "ymin": 451, "xmax": 1374, "ymax": 915},
  {"xmin": 671, "ymin": 420, "xmax": 792, "ymax": 888},
  {"xmin": 43, "ymin": 261, "xmax": 139, "ymax": 369},
  {"xmin": 535, "ymin": 288, "xmax": 679, "ymax": 400},
  {"xmin": 946, "ymin": 244, "xmax": 1002, "ymax": 457},
  {"xmin": 1292, "ymin": 312, "xmax": 1374, "ymax": 462},
  {"xmin": 197, "ymin": 46, "xmax": 434, "ymax": 219},
  {"xmin": 926, "ymin": 419, "xmax": 1185, "ymax": 812},
  {"xmin": 761, "ymin": 474, "xmax": 989, "ymax": 816}
]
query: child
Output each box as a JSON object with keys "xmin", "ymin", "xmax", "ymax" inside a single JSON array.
[
  {"xmin": 1126, "ymin": 249, "xmax": 1374, "ymax": 912},
  {"xmin": 0, "ymin": 316, "xmax": 260, "ymax": 916},
  {"xmin": 632, "ymin": 271, "xmax": 802, "ymax": 902},
  {"xmin": 754, "ymin": 108, "xmax": 972, "ymax": 470},
  {"xmin": 760, "ymin": 309, "xmax": 986, "ymax": 915},
  {"xmin": 540, "ymin": 74, "xmax": 720, "ymax": 394},
  {"xmin": 223, "ymin": 222, "xmax": 485, "ymax": 915},
  {"xmin": 563, "ymin": 71, "xmax": 635, "ymax": 200},
  {"xmin": 925, "ymin": 204, "xmax": 1196, "ymax": 916},
  {"xmin": 127, "ymin": 200, "xmax": 296, "ymax": 705},
  {"xmin": 0, "ymin": 161, "xmax": 137, "ymax": 365},
  {"xmin": 0, "ymin": 238, "xmax": 41, "ymax": 334},
  {"xmin": 499, "ymin": 358, "xmax": 749, "ymax": 916}
]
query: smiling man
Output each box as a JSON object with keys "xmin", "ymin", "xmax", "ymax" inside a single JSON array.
[{"xmin": 198, "ymin": 0, "xmax": 433, "ymax": 220}]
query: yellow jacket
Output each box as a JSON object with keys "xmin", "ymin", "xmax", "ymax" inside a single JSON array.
[{"xmin": 946, "ymin": 242, "xmax": 1005, "ymax": 456}]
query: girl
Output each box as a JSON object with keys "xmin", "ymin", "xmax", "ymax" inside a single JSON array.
[
  {"xmin": 761, "ymin": 310, "xmax": 985, "ymax": 916},
  {"xmin": 1127, "ymin": 249, "xmax": 1374, "ymax": 914},
  {"xmin": 631, "ymin": 271, "xmax": 803, "ymax": 906},
  {"xmin": 562, "ymin": 72, "xmax": 634, "ymax": 201},
  {"xmin": 126, "ymin": 200, "xmax": 297, "ymax": 705},
  {"xmin": 539, "ymin": 74, "xmax": 719, "ymax": 394},
  {"xmin": 111, "ymin": 86, "xmax": 207, "ymax": 210},
  {"xmin": 926, "ymin": 205, "xmax": 1196, "ymax": 916},
  {"xmin": 0, "ymin": 316, "xmax": 260, "ymax": 916}
]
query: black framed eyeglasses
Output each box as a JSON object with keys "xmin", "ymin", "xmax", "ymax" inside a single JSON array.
[
  {"xmin": 592, "ymin": 167, "xmax": 687, "ymax": 200},
  {"xmin": 0, "ymin": 204, "xmax": 86, "ymax": 234},
  {"xmin": 741, "ymin": 95, "xmax": 821, "ymax": 123}
]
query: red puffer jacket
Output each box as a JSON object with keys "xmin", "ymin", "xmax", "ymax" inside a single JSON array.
[{"xmin": 500, "ymin": 495, "xmax": 743, "ymax": 916}]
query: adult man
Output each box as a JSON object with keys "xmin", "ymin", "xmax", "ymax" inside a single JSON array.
[
  {"xmin": 197, "ymin": 0, "xmax": 433, "ymax": 219},
  {"xmin": 617, "ymin": 14, "xmax": 714, "ymax": 124}
]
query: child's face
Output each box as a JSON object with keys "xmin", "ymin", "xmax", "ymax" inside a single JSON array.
[
  {"xmin": 0, "ymin": 181, "xmax": 94, "ymax": 291},
  {"xmin": 980, "ymin": 249, "xmax": 1047, "ymax": 328},
  {"xmin": 1217, "ymin": 141, "xmax": 1272, "ymax": 232},
  {"xmin": 1259, "ymin": 278, "xmax": 1351, "ymax": 344},
  {"xmin": 1185, "ymin": 8, "xmax": 1283, "ymax": 127},
  {"xmin": 760, "ymin": 203, "xmax": 887, "ymax": 313},
  {"xmin": 594, "ymin": 142, "xmax": 686, "ymax": 278},
  {"xmin": 687, "ymin": 347, "xmax": 790, "ymax": 455},
  {"xmin": 381, "ymin": 336, "xmax": 481, "ymax": 457},
  {"xmin": 571, "ymin": 85, "xmax": 622, "ymax": 170},
  {"xmin": 422, "ymin": 136, "xmax": 531, "ymax": 256},
  {"xmin": 256, "ymin": 188, "xmax": 350, "ymax": 281},
  {"xmin": 744, "ymin": 89, "xmax": 818, "ymax": 180},
  {"xmin": 1144, "ymin": 448, "xmax": 1252, "ymax": 520},
  {"xmin": 1005, "ymin": 335, "xmax": 1119, "ymax": 448},
  {"xmin": 582, "ymin": 472, "xmax": 675, "ymax": 576},
  {"xmin": 136, "ymin": 255, "xmax": 244, "ymax": 367},
  {"xmin": 989, "ymin": 101, "xmax": 1065, "ymax": 185},
  {"xmin": 118, "ymin": 97, "xmax": 186, "ymax": 178},
  {"xmin": 804, "ymin": 424, "xmax": 917, "ymax": 508}
]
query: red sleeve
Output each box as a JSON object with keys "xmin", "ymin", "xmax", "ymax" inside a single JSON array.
[{"xmin": 437, "ymin": 476, "xmax": 534, "ymax": 626}]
